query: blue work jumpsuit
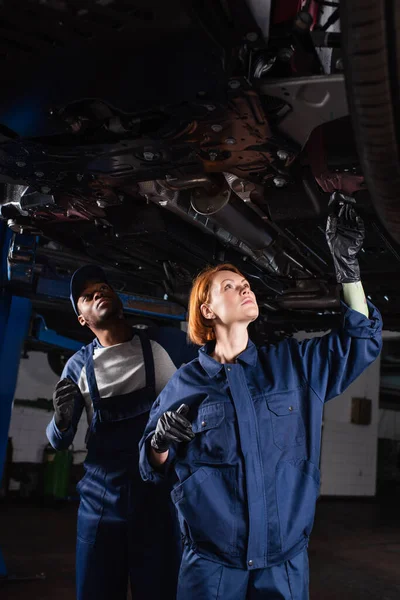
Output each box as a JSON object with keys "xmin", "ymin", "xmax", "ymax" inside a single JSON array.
[
  {"xmin": 140, "ymin": 302, "xmax": 382, "ymax": 599},
  {"xmin": 49, "ymin": 330, "xmax": 185, "ymax": 600}
]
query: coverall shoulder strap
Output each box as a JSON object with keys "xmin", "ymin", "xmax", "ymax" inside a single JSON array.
[
  {"xmin": 136, "ymin": 329, "xmax": 155, "ymax": 391},
  {"xmin": 83, "ymin": 340, "xmax": 101, "ymax": 408}
]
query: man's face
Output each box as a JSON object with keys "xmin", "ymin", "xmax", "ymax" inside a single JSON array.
[{"xmin": 76, "ymin": 280, "xmax": 122, "ymax": 328}]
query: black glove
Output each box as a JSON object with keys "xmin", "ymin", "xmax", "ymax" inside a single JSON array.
[
  {"xmin": 325, "ymin": 192, "xmax": 365, "ymax": 283},
  {"xmin": 151, "ymin": 404, "xmax": 195, "ymax": 454},
  {"xmin": 53, "ymin": 378, "xmax": 79, "ymax": 431}
]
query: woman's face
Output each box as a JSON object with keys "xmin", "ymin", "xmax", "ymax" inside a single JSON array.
[{"xmin": 202, "ymin": 270, "xmax": 259, "ymax": 327}]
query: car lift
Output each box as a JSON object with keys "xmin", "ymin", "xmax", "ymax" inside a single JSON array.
[{"xmin": 0, "ymin": 223, "xmax": 187, "ymax": 582}]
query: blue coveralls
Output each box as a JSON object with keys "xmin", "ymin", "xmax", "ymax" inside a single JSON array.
[
  {"xmin": 75, "ymin": 331, "xmax": 180, "ymax": 600},
  {"xmin": 140, "ymin": 302, "xmax": 383, "ymax": 599}
]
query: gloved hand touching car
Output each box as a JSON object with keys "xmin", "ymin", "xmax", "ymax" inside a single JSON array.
[
  {"xmin": 53, "ymin": 377, "xmax": 80, "ymax": 431},
  {"xmin": 325, "ymin": 191, "xmax": 365, "ymax": 283},
  {"xmin": 151, "ymin": 404, "xmax": 194, "ymax": 454}
]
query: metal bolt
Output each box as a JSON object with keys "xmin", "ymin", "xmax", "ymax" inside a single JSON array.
[
  {"xmin": 273, "ymin": 176, "xmax": 287, "ymax": 188},
  {"xmin": 34, "ymin": 171, "xmax": 44, "ymax": 178},
  {"xmin": 277, "ymin": 150, "xmax": 289, "ymax": 161},
  {"xmin": 278, "ymin": 47, "xmax": 294, "ymax": 62},
  {"xmin": 143, "ymin": 151, "xmax": 155, "ymax": 161},
  {"xmin": 158, "ymin": 200, "xmax": 168, "ymax": 207},
  {"xmin": 209, "ymin": 152, "xmax": 218, "ymax": 161},
  {"xmin": 211, "ymin": 124, "xmax": 222, "ymax": 133},
  {"xmin": 228, "ymin": 79, "xmax": 241, "ymax": 89},
  {"xmin": 246, "ymin": 32, "xmax": 258, "ymax": 42},
  {"xmin": 16, "ymin": 161, "xmax": 26, "ymax": 168},
  {"xmin": 335, "ymin": 58, "xmax": 344, "ymax": 71},
  {"xmin": 41, "ymin": 186, "xmax": 51, "ymax": 194},
  {"xmin": 225, "ymin": 137, "xmax": 236, "ymax": 145},
  {"xmin": 205, "ymin": 104, "xmax": 216, "ymax": 111},
  {"xmin": 115, "ymin": 233, "xmax": 120, "ymax": 238}
]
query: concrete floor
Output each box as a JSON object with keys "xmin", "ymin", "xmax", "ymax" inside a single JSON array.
[{"xmin": 1, "ymin": 499, "xmax": 400, "ymax": 599}]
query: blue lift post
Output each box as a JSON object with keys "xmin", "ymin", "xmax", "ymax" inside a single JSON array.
[
  {"xmin": 0, "ymin": 223, "xmax": 32, "ymax": 578},
  {"xmin": 1, "ymin": 229, "xmax": 189, "ymax": 579}
]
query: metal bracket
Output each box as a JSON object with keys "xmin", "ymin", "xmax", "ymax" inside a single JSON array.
[
  {"xmin": 259, "ymin": 74, "xmax": 348, "ymax": 146},
  {"xmin": 31, "ymin": 315, "xmax": 82, "ymax": 352},
  {"xmin": 7, "ymin": 233, "xmax": 37, "ymax": 286},
  {"xmin": 245, "ymin": 0, "xmax": 272, "ymax": 40}
]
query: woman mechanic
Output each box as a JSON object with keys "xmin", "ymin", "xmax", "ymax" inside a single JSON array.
[{"xmin": 139, "ymin": 196, "xmax": 382, "ymax": 599}]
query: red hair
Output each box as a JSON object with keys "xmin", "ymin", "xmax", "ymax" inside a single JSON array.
[{"xmin": 188, "ymin": 263, "xmax": 244, "ymax": 346}]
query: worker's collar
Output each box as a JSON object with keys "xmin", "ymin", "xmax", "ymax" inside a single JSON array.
[
  {"xmin": 92, "ymin": 328, "xmax": 136, "ymax": 349},
  {"xmin": 199, "ymin": 338, "xmax": 258, "ymax": 377}
]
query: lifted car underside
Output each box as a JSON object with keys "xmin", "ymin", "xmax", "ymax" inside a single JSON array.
[{"xmin": 0, "ymin": 0, "xmax": 399, "ymax": 341}]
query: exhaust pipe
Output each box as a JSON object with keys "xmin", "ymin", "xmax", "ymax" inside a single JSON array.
[{"xmin": 190, "ymin": 186, "xmax": 275, "ymax": 252}]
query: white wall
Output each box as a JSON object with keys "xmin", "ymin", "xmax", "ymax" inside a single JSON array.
[
  {"xmin": 319, "ymin": 357, "xmax": 381, "ymax": 496},
  {"xmin": 8, "ymin": 352, "xmax": 88, "ymax": 465},
  {"xmin": 294, "ymin": 329, "xmax": 381, "ymax": 497}
]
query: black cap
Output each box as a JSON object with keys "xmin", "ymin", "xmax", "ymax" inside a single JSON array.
[{"xmin": 70, "ymin": 265, "xmax": 109, "ymax": 315}]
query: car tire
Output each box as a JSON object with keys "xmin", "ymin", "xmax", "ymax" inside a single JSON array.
[{"xmin": 341, "ymin": 0, "xmax": 400, "ymax": 243}]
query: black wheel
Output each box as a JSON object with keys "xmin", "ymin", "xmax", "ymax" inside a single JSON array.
[{"xmin": 341, "ymin": 0, "xmax": 400, "ymax": 243}]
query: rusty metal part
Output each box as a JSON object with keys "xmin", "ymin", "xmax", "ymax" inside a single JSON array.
[
  {"xmin": 224, "ymin": 172, "xmax": 257, "ymax": 200},
  {"xmin": 178, "ymin": 91, "xmax": 276, "ymax": 179},
  {"xmin": 138, "ymin": 180, "xmax": 178, "ymax": 205},
  {"xmin": 306, "ymin": 127, "xmax": 365, "ymax": 195}
]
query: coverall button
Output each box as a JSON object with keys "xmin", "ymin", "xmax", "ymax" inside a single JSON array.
[
  {"xmin": 248, "ymin": 559, "xmax": 253, "ymax": 566},
  {"xmin": 288, "ymin": 406, "xmax": 293, "ymax": 411},
  {"xmin": 227, "ymin": 367, "xmax": 231, "ymax": 372},
  {"xmin": 201, "ymin": 420, "xmax": 206, "ymax": 427}
]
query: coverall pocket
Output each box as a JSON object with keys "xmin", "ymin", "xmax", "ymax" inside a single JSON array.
[
  {"xmin": 171, "ymin": 466, "xmax": 240, "ymax": 556},
  {"xmin": 76, "ymin": 465, "xmax": 107, "ymax": 544},
  {"xmin": 190, "ymin": 402, "xmax": 228, "ymax": 464},
  {"xmin": 266, "ymin": 389, "xmax": 306, "ymax": 449},
  {"xmin": 276, "ymin": 460, "xmax": 320, "ymax": 552}
]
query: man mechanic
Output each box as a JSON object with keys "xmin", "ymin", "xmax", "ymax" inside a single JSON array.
[{"xmin": 46, "ymin": 264, "xmax": 197, "ymax": 600}]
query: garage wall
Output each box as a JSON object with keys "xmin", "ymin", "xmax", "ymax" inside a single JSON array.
[
  {"xmin": 319, "ymin": 357, "xmax": 381, "ymax": 496},
  {"xmin": 8, "ymin": 352, "xmax": 88, "ymax": 466},
  {"xmin": 294, "ymin": 330, "xmax": 381, "ymax": 497}
]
